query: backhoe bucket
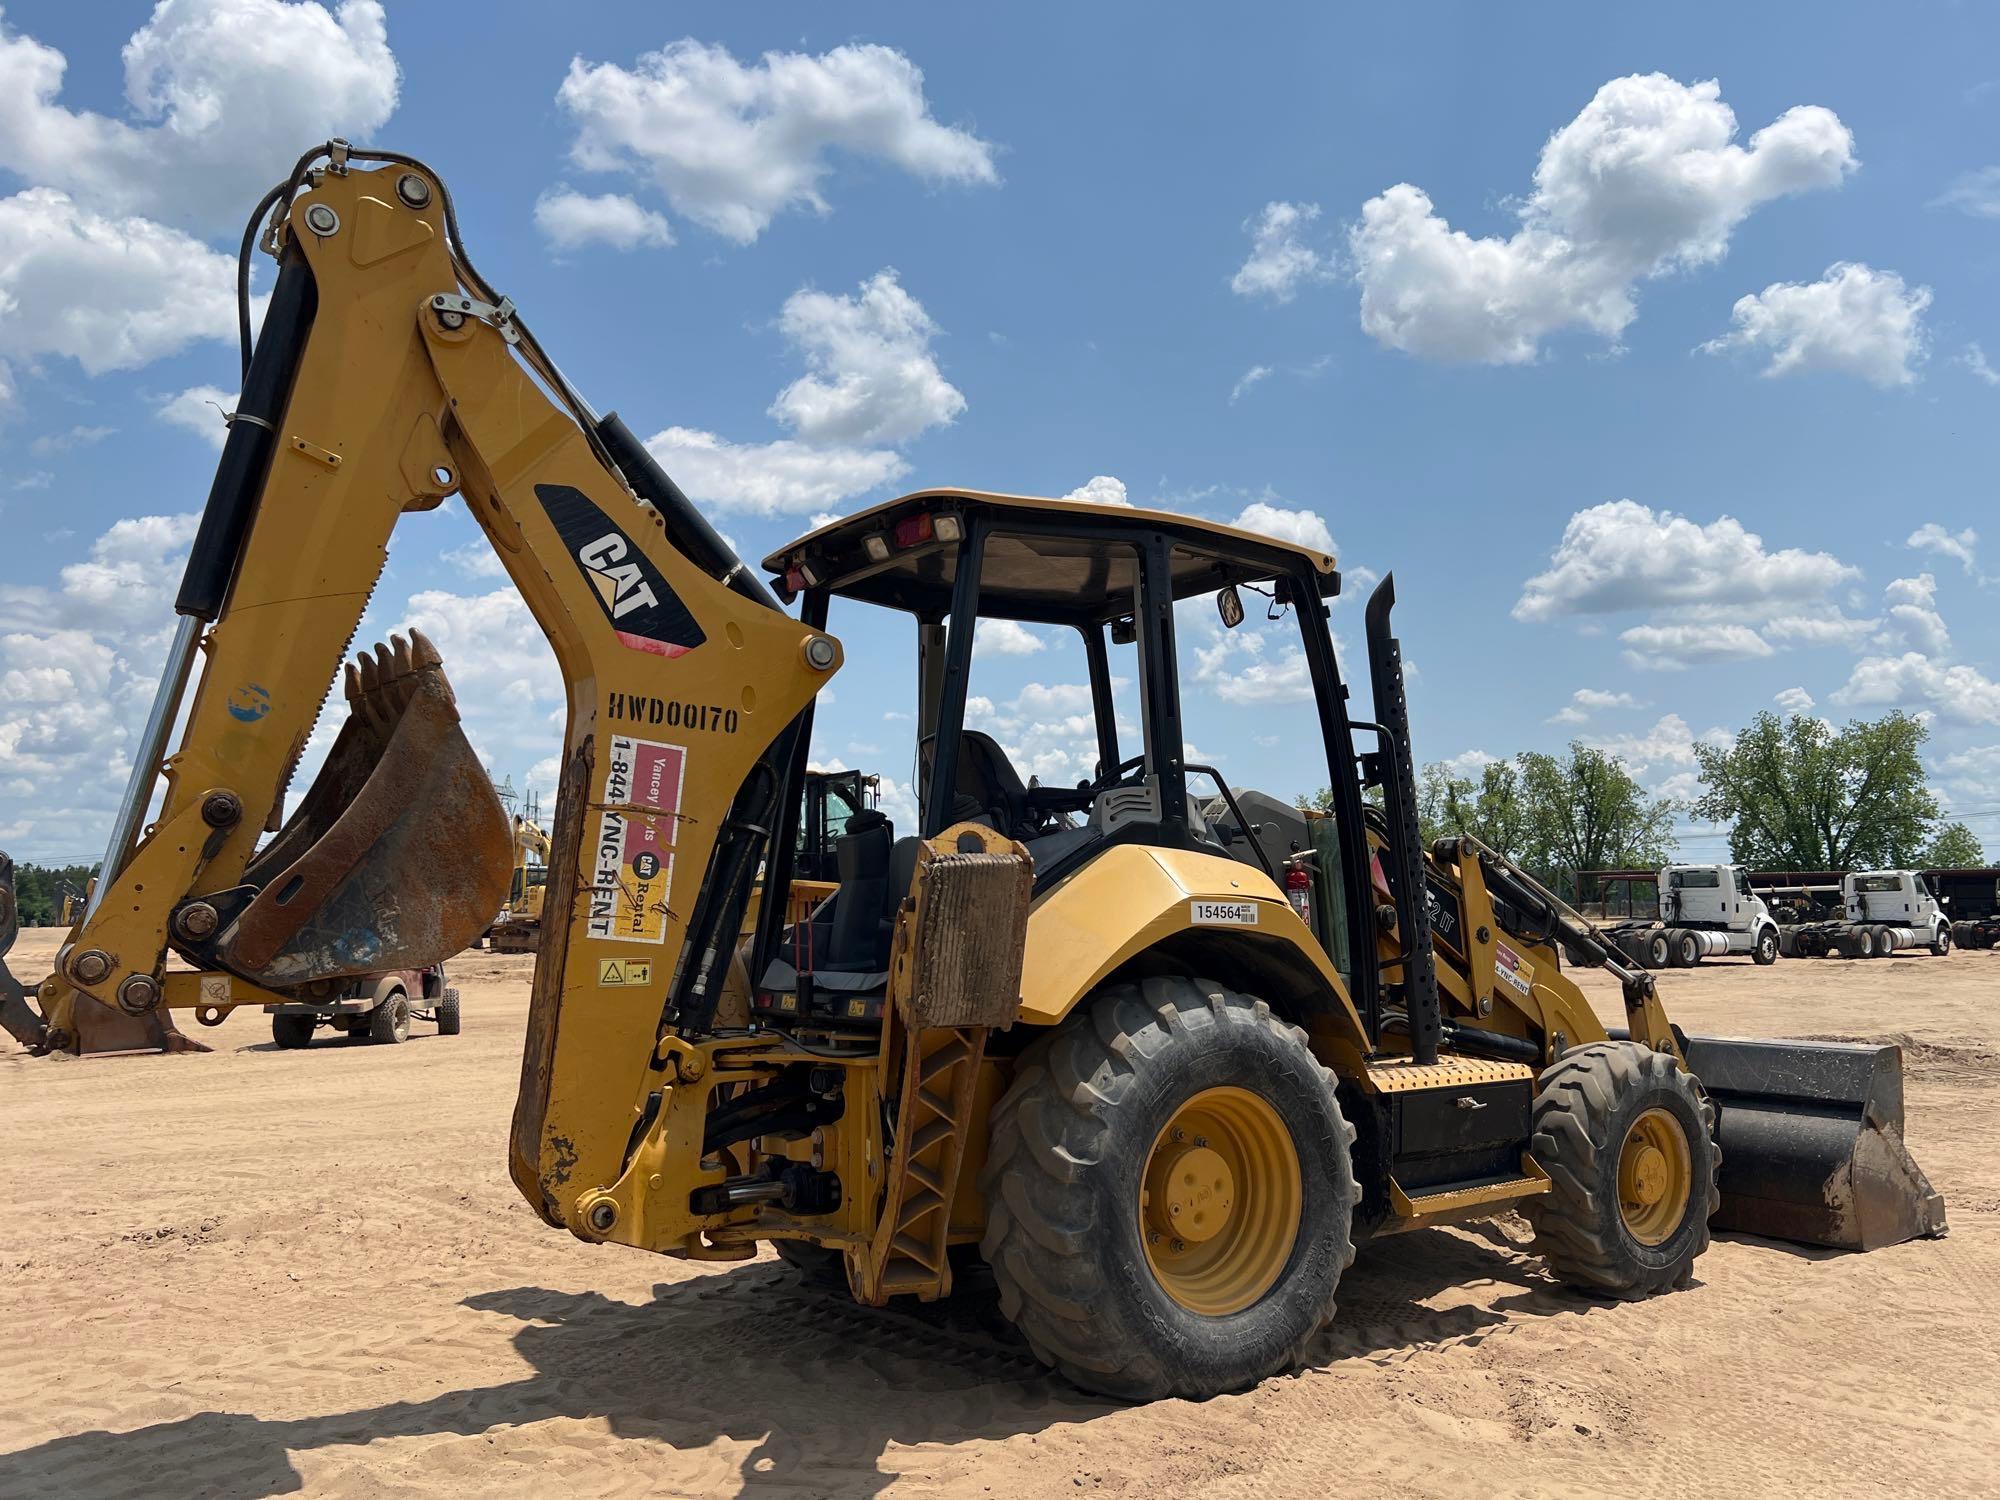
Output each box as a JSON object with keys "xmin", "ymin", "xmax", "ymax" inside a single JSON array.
[
  {"xmin": 209, "ymin": 631, "xmax": 512, "ymax": 987},
  {"xmin": 1683, "ymin": 1036, "xmax": 1947, "ymax": 1251}
]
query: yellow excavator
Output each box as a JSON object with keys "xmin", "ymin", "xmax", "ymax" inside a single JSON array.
[
  {"xmin": 490, "ymin": 814, "xmax": 553, "ymax": 954},
  {"xmin": 0, "ymin": 145, "xmax": 1944, "ymax": 1401}
]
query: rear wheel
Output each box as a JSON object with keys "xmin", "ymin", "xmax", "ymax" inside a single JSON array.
[
  {"xmin": 980, "ymin": 976, "xmax": 1356, "ymax": 1401},
  {"xmin": 1753, "ymin": 928, "xmax": 1779, "ymax": 966},
  {"xmin": 1522, "ymin": 1042, "xmax": 1718, "ymax": 1299},
  {"xmin": 1673, "ymin": 930, "xmax": 1702, "ymax": 968},
  {"xmin": 369, "ymin": 989, "xmax": 411, "ymax": 1044},
  {"xmin": 773, "ymin": 1240, "xmax": 848, "ymax": 1285},
  {"xmin": 271, "ymin": 1013, "xmax": 316, "ymax": 1049},
  {"xmin": 436, "ymin": 987, "xmax": 462, "ymax": 1035},
  {"xmin": 1869, "ymin": 925, "xmax": 1893, "ymax": 958},
  {"xmin": 1646, "ymin": 933, "xmax": 1671, "ymax": 969}
]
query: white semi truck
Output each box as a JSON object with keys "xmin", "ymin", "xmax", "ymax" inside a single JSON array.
[
  {"xmin": 1779, "ymin": 870, "xmax": 1953, "ymax": 959},
  {"xmin": 1601, "ymin": 864, "xmax": 1782, "ymax": 969}
]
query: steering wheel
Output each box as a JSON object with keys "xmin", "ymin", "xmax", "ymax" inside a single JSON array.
[{"xmin": 1083, "ymin": 755, "xmax": 1148, "ymax": 796}]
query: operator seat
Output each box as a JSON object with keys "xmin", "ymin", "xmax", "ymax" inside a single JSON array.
[{"xmin": 922, "ymin": 730, "xmax": 1036, "ymax": 839}]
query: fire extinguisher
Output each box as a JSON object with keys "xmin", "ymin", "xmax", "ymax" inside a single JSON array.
[{"xmin": 1285, "ymin": 862, "xmax": 1312, "ymax": 925}]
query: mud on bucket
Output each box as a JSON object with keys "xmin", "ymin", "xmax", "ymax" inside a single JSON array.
[{"xmin": 208, "ymin": 631, "xmax": 513, "ymax": 988}]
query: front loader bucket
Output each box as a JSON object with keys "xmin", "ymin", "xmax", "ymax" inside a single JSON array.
[
  {"xmin": 1683, "ymin": 1036, "xmax": 1947, "ymax": 1251},
  {"xmin": 209, "ymin": 631, "xmax": 512, "ymax": 987}
]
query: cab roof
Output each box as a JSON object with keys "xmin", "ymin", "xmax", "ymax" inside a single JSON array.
[{"xmin": 761, "ymin": 489, "xmax": 1339, "ymax": 625}]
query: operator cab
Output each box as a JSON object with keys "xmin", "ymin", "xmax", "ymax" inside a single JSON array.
[{"xmin": 751, "ymin": 489, "xmax": 1384, "ymax": 1031}]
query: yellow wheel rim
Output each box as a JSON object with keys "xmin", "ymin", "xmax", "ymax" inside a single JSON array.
[
  {"xmin": 1617, "ymin": 1107, "xmax": 1693, "ymax": 1246},
  {"xmin": 1139, "ymin": 1087, "xmax": 1301, "ymax": 1315}
]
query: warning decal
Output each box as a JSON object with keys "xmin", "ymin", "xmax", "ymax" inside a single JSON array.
[
  {"xmin": 597, "ymin": 958, "xmax": 654, "ymax": 987},
  {"xmin": 587, "ymin": 735, "xmax": 687, "ymax": 946}
]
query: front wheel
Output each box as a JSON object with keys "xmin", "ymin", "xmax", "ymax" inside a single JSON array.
[
  {"xmin": 271, "ymin": 1013, "xmax": 316, "ymax": 1049},
  {"xmin": 1753, "ymin": 928, "xmax": 1779, "ymax": 966},
  {"xmin": 1930, "ymin": 927, "xmax": 1951, "ymax": 958},
  {"xmin": 1522, "ymin": 1042, "xmax": 1718, "ymax": 1299},
  {"xmin": 980, "ymin": 976, "xmax": 1356, "ymax": 1401}
]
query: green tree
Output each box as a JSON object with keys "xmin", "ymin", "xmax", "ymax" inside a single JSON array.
[
  {"xmin": 1515, "ymin": 743, "xmax": 1679, "ymax": 885},
  {"xmin": 8, "ymin": 863, "xmax": 98, "ymax": 926},
  {"xmin": 1920, "ymin": 821, "xmax": 1987, "ymax": 868},
  {"xmin": 1416, "ymin": 759, "xmax": 1533, "ymax": 857},
  {"xmin": 1692, "ymin": 711, "xmax": 1938, "ymax": 868}
]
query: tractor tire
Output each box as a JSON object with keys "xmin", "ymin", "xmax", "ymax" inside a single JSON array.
[
  {"xmin": 979, "ymin": 976, "xmax": 1357, "ymax": 1401},
  {"xmin": 1930, "ymin": 927, "xmax": 1951, "ymax": 958},
  {"xmin": 1522, "ymin": 1041, "xmax": 1718, "ymax": 1300},
  {"xmin": 271, "ymin": 1013, "xmax": 316, "ymax": 1049},
  {"xmin": 774, "ymin": 1240, "xmax": 848, "ymax": 1286},
  {"xmin": 1753, "ymin": 928, "xmax": 1779, "ymax": 966},
  {"xmin": 1646, "ymin": 933, "xmax": 1671, "ymax": 970},
  {"xmin": 437, "ymin": 987, "xmax": 462, "ymax": 1035},
  {"xmin": 369, "ymin": 989, "xmax": 411, "ymax": 1044},
  {"xmin": 1673, "ymin": 930, "xmax": 1703, "ymax": 968}
]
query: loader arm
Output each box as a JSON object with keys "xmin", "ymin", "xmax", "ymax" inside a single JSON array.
[{"xmin": 1, "ymin": 150, "xmax": 840, "ymax": 1237}]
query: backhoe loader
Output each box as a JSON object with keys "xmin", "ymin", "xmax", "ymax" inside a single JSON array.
[
  {"xmin": 0, "ymin": 145, "xmax": 1945, "ymax": 1401},
  {"xmin": 490, "ymin": 814, "xmax": 553, "ymax": 954}
]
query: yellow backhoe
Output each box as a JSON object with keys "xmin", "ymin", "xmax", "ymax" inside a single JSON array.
[
  {"xmin": 0, "ymin": 145, "xmax": 1944, "ymax": 1401},
  {"xmin": 490, "ymin": 814, "xmax": 553, "ymax": 954}
]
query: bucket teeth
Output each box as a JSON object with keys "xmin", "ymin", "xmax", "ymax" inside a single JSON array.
[{"xmin": 340, "ymin": 632, "xmax": 457, "ymax": 735}]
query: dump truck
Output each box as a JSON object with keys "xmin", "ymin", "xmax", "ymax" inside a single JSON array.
[
  {"xmin": 1599, "ymin": 864, "xmax": 1783, "ymax": 969},
  {"xmin": 0, "ymin": 145, "xmax": 1946, "ymax": 1402},
  {"xmin": 1779, "ymin": 870, "xmax": 1953, "ymax": 959}
]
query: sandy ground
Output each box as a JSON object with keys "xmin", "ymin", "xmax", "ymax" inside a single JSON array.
[{"xmin": 2, "ymin": 929, "xmax": 1997, "ymax": 1500}]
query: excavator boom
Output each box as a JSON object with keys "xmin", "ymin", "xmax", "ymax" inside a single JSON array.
[{"xmin": 0, "ymin": 148, "xmax": 839, "ymax": 1241}]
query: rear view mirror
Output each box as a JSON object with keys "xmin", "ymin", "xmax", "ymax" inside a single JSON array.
[{"xmin": 1217, "ymin": 586, "xmax": 1244, "ymax": 629}]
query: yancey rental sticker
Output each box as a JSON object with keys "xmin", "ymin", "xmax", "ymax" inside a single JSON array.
[{"xmin": 588, "ymin": 735, "xmax": 687, "ymax": 946}]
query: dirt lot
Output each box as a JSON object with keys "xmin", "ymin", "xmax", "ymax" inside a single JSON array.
[{"xmin": 3, "ymin": 930, "xmax": 1996, "ymax": 1499}]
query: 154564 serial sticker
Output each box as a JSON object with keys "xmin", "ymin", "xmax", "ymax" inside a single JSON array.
[{"xmin": 1190, "ymin": 900, "xmax": 1259, "ymax": 926}]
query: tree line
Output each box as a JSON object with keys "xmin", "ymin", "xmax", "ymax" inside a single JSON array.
[{"xmin": 1302, "ymin": 710, "xmax": 1986, "ymax": 885}]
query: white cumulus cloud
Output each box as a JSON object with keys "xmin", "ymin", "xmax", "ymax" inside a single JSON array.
[
  {"xmin": 554, "ymin": 39, "xmax": 997, "ymax": 245},
  {"xmin": 769, "ymin": 270, "xmax": 964, "ymax": 445},
  {"xmin": 1064, "ymin": 476, "xmax": 1132, "ymax": 507},
  {"xmin": 1876, "ymin": 574, "xmax": 1951, "ymax": 656},
  {"xmin": 1350, "ymin": 74, "xmax": 1855, "ymax": 363},
  {"xmin": 156, "ymin": 385, "xmax": 237, "ymax": 450},
  {"xmin": 533, "ymin": 188, "xmax": 673, "ymax": 251},
  {"xmin": 1515, "ymin": 500, "xmax": 1857, "ymax": 620},
  {"xmin": 643, "ymin": 426, "xmax": 907, "ymax": 517},
  {"xmin": 1620, "ymin": 621, "xmax": 1774, "ymax": 670},
  {"xmin": 1230, "ymin": 201, "xmax": 1333, "ymax": 303},
  {"xmin": 1907, "ymin": 522, "xmax": 1980, "ymax": 576},
  {"xmin": 1774, "ymin": 686, "xmax": 1816, "ymax": 714},
  {"xmin": 1833, "ymin": 652, "xmax": 2000, "ymax": 726},
  {"xmin": 1230, "ymin": 500, "xmax": 1335, "ymax": 555},
  {"xmin": 0, "ymin": 0, "xmax": 398, "ymax": 232},
  {"xmin": 1701, "ymin": 262, "xmax": 1930, "ymax": 387}
]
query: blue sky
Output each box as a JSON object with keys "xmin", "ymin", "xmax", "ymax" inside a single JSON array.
[{"xmin": 1, "ymin": 1, "xmax": 1996, "ymax": 864}]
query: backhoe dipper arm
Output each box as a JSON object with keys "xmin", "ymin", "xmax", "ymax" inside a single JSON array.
[{"xmin": 13, "ymin": 151, "xmax": 841, "ymax": 1237}]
